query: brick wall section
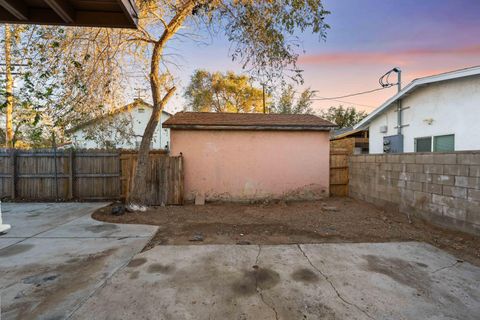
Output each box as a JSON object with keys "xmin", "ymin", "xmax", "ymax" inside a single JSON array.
[{"xmin": 349, "ymin": 152, "xmax": 480, "ymax": 235}]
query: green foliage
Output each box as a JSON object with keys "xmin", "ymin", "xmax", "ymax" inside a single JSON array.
[
  {"xmin": 2, "ymin": 0, "xmax": 331, "ymax": 150},
  {"xmin": 271, "ymin": 85, "xmax": 315, "ymax": 114},
  {"xmin": 1, "ymin": 25, "xmax": 126, "ymax": 148},
  {"xmin": 184, "ymin": 70, "xmax": 264, "ymax": 113},
  {"xmin": 136, "ymin": 0, "xmax": 330, "ymax": 83},
  {"xmin": 319, "ymin": 106, "xmax": 368, "ymax": 128},
  {"xmin": 216, "ymin": 0, "xmax": 330, "ymax": 82}
]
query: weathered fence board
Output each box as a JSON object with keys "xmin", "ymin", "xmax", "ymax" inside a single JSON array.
[
  {"xmin": 330, "ymin": 148, "xmax": 349, "ymax": 197},
  {"xmin": 120, "ymin": 151, "xmax": 183, "ymax": 205},
  {"xmin": 0, "ymin": 149, "xmax": 121, "ymax": 201},
  {"xmin": 0, "ymin": 149, "xmax": 183, "ymax": 204},
  {"xmin": 73, "ymin": 151, "xmax": 121, "ymax": 200}
]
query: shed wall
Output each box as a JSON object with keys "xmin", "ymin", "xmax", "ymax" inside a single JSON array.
[{"xmin": 169, "ymin": 130, "xmax": 330, "ymax": 201}]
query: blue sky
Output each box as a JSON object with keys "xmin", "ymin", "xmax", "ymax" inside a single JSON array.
[{"xmin": 147, "ymin": 0, "xmax": 480, "ymax": 114}]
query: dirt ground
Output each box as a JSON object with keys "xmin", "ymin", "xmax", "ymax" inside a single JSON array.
[{"xmin": 92, "ymin": 197, "xmax": 480, "ymax": 266}]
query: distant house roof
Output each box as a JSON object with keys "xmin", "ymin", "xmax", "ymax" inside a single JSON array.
[
  {"xmin": 332, "ymin": 127, "xmax": 354, "ymax": 138},
  {"xmin": 354, "ymin": 65, "xmax": 480, "ymax": 130},
  {"xmin": 0, "ymin": 0, "xmax": 139, "ymax": 28},
  {"xmin": 330, "ymin": 127, "xmax": 366, "ymax": 139},
  {"xmin": 67, "ymin": 99, "xmax": 172, "ymax": 134},
  {"xmin": 163, "ymin": 112, "xmax": 337, "ymax": 131}
]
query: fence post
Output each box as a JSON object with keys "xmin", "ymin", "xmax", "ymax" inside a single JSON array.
[
  {"xmin": 10, "ymin": 149, "xmax": 16, "ymax": 200},
  {"xmin": 52, "ymin": 134, "xmax": 59, "ymax": 201},
  {"xmin": 179, "ymin": 154, "xmax": 184, "ymax": 205},
  {"xmin": 69, "ymin": 149, "xmax": 74, "ymax": 200}
]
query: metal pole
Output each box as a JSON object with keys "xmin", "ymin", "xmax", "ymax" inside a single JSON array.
[
  {"xmin": 397, "ymin": 68, "xmax": 402, "ymax": 92},
  {"xmin": 396, "ymin": 68, "xmax": 402, "ymax": 135},
  {"xmin": 52, "ymin": 132, "xmax": 59, "ymax": 201}
]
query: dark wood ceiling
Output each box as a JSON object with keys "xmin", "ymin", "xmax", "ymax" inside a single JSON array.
[{"xmin": 0, "ymin": 0, "xmax": 138, "ymax": 28}]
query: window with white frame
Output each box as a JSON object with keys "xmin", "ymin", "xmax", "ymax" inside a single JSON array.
[
  {"xmin": 414, "ymin": 134, "xmax": 454, "ymax": 153},
  {"xmin": 415, "ymin": 137, "xmax": 432, "ymax": 152},
  {"xmin": 433, "ymin": 134, "xmax": 455, "ymax": 152}
]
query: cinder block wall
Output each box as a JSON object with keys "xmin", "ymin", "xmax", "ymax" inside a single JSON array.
[{"xmin": 349, "ymin": 152, "xmax": 480, "ymax": 235}]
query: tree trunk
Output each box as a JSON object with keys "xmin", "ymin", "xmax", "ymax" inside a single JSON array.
[
  {"xmin": 126, "ymin": 1, "xmax": 195, "ymax": 206},
  {"xmin": 127, "ymin": 86, "xmax": 175, "ymax": 204},
  {"xmin": 4, "ymin": 25, "xmax": 13, "ymax": 148}
]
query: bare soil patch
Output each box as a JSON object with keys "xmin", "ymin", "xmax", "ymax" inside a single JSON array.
[{"xmin": 92, "ymin": 198, "xmax": 480, "ymax": 266}]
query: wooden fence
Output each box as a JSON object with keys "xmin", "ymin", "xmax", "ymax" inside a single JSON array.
[
  {"xmin": 330, "ymin": 148, "xmax": 349, "ymax": 197},
  {"xmin": 0, "ymin": 149, "xmax": 183, "ymax": 205},
  {"xmin": 120, "ymin": 151, "xmax": 184, "ymax": 206}
]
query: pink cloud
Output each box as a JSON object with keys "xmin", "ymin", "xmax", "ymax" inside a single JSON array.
[{"xmin": 299, "ymin": 45, "xmax": 480, "ymax": 66}]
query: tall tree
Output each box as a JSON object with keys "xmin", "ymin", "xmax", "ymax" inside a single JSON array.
[
  {"xmin": 271, "ymin": 85, "xmax": 315, "ymax": 115},
  {"xmin": 184, "ymin": 70, "xmax": 264, "ymax": 113},
  {"xmin": 320, "ymin": 106, "xmax": 367, "ymax": 128},
  {"xmin": 124, "ymin": 0, "xmax": 330, "ymax": 207},
  {"xmin": 1, "ymin": 25, "xmax": 129, "ymax": 147}
]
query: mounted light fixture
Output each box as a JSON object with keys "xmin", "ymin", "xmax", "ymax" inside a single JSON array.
[{"xmin": 423, "ymin": 118, "xmax": 434, "ymax": 125}]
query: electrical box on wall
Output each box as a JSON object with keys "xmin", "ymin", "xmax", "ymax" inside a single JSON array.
[
  {"xmin": 383, "ymin": 134, "xmax": 404, "ymax": 153},
  {"xmin": 379, "ymin": 125, "xmax": 388, "ymax": 133}
]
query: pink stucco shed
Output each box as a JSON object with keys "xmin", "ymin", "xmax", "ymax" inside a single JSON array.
[{"xmin": 170, "ymin": 129, "xmax": 331, "ymax": 201}]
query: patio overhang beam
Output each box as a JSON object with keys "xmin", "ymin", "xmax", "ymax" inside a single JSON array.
[
  {"xmin": 44, "ymin": 0, "xmax": 74, "ymax": 24},
  {"xmin": 0, "ymin": 0, "xmax": 28, "ymax": 20},
  {"xmin": 0, "ymin": 0, "xmax": 139, "ymax": 29}
]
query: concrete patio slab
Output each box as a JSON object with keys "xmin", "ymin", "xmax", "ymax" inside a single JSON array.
[
  {"xmin": 0, "ymin": 203, "xmax": 158, "ymax": 320},
  {"xmin": 0, "ymin": 238, "xmax": 22, "ymax": 250},
  {"xmin": 40, "ymin": 214, "xmax": 157, "ymax": 238},
  {"xmin": 0, "ymin": 203, "xmax": 108, "ymax": 239},
  {"xmin": 71, "ymin": 243, "xmax": 480, "ymax": 320}
]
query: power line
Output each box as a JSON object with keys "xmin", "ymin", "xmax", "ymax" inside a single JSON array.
[
  {"xmin": 310, "ymin": 85, "xmax": 394, "ymax": 101},
  {"xmin": 237, "ymin": 87, "xmax": 383, "ymax": 109},
  {"xmin": 311, "ymin": 98, "xmax": 377, "ymax": 109}
]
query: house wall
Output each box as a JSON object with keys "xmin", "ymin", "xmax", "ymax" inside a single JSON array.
[
  {"xmin": 72, "ymin": 107, "xmax": 170, "ymax": 149},
  {"xmin": 369, "ymin": 75, "xmax": 480, "ymax": 154},
  {"xmin": 169, "ymin": 130, "xmax": 331, "ymax": 201},
  {"xmin": 349, "ymin": 152, "xmax": 480, "ymax": 235}
]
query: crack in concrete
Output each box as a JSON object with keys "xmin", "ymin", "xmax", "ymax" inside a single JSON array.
[
  {"xmin": 431, "ymin": 260, "xmax": 463, "ymax": 274},
  {"xmin": 254, "ymin": 245, "xmax": 279, "ymax": 320},
  {"xmin": 64, "ymin": 252, "xmax": 140, "ymax": 320},
  {"xmin": 296, "ymin": 244, "xmax": 375, "ymax": 320}
]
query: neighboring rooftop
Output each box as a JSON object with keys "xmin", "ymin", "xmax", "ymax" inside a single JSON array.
[
  {"xmin": 331, "ymin": 127, "xmax": 368, "ymax": 140},
  {"xmin": 354, "ymin": 65, "xmax": 480, "ymax": 129},
  {"xmin": 0, "ymin": 0, "xmax": 138, "ymax": 28},
  {"xmin": 67, "ymin": 99, "xmax": 171, "ymax": 134},
  {"xmin": 163, "ymin": 112, "xmax": 337, "ymax": 131}
]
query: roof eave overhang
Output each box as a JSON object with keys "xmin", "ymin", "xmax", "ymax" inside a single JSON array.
[{"xmin": 163, "ymin": 125, "xmax": 336, "ymax": 131}]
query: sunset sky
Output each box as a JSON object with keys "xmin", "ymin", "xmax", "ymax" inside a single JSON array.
[{"xmin": 159, "ymin": 0, "xmax": 480, "ymax": 114}]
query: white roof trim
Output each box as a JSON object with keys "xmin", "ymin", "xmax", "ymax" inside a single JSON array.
[{"xmin": 354, "ymin": 65, "xmax": 480, "ymax": 129}]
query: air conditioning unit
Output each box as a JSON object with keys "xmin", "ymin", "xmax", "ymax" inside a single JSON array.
[{"xmin": 379, "ymin": 125, "xmax": 388, "ymax": 133}]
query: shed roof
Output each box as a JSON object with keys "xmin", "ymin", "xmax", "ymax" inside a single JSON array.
[
  {"xmin": 354, "ymin": 65, "xmax": 480, "ymax": 130},
  {"xmin": 163, "ymin": 112, "xmax": 336, "ymax": 131},
  {"xmin": 0, "ymin": 0, "xmax": 138, "ymax": 28}
]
